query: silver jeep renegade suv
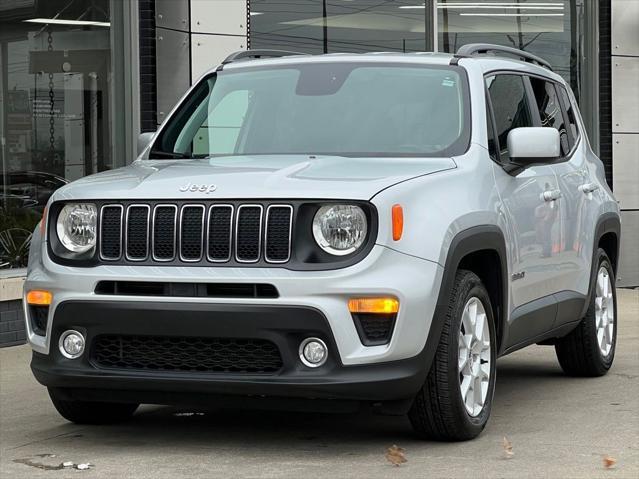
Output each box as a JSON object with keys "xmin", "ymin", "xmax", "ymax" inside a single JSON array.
[{"xmin": 24, "ymin": 44, "xmax": 620, "ymax": 441}]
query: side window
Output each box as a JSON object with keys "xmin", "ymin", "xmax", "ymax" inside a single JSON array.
[
  {"xmin": 485, "ymin": 74, "xmax": 533, "ymax": 160},
  {"xmin": 529, "ymin": 78, "xmax": 570, "ymax": 156},
  {"xmin": 557, "ymin": 85, "xmax": 579, "ymax": 144}
]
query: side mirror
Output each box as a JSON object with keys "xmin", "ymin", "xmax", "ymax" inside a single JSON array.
[
  {"xmin": 137, "ymin": 132, "xmax": 156, "ymax": 156},
  {"xmin": 505, "ymin": 127, "xmax": 560, "ymax": 175}
]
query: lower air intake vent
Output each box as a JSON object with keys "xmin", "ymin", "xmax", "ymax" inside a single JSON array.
[
  {"xmin": 352, "ymin": 313, "xmax": 397, "ymax": 346},
  {"xmin": 92, "ymin": 335, "xmax": 283, "ymax": 374}
]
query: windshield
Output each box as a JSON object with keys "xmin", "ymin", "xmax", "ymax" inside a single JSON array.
[{"xmin": 151, "ymin": 62, "xmax": 470, "ymax": 159}]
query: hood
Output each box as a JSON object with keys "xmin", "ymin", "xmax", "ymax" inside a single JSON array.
[{"xmin": 52, "ymin": 155, "xmax": 457, "ymax": 201}]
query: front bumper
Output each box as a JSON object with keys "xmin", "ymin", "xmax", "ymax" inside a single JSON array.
[
  {"xmin": 25, "ymin": 244, "xmax": 443, "ymax": 365},
  {"xmin": 26, "ymin": 243, "xmax": 444, "ymax": 403},
  {"xmin": 32, "ymin": 300, "xmax": 430, "ymax": 403}
]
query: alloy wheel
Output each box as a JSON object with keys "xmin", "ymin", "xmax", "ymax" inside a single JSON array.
[
  {"xmin": 595, "ymin": 266, "xmax": 615, "ymax": 357},
  {"xmin": 458, "ymin": 297, "xmax": 491, "ymax": 417}
]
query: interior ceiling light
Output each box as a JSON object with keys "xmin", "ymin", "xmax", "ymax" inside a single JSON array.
[
  {"xmin": 24, "ymin": 18, "xmax": 110, "ymax": 27},
  {"xmin": 401, "ymin": 2, "xmax": 564, "ymax": 8},
  {"xmin": 459, "ymin": 13, "xmax": 564, "ymax": 16}
]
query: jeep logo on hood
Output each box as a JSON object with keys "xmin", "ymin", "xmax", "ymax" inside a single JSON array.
[{"xmin": 179, "ymin": 183, "xmax": 217, "ymax": 194}]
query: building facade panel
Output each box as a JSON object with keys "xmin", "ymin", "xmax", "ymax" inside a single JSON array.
[
  {"xmin": 612, "ymin": 0, "xmax": 639, "ymax": 57},
  {"xmin": 155, "ymin": 0, "xmax": 190, "ymax": 33},
  {"xmin": 190, "ymin": 0, "xmax": 246, "ymax": 36},
  {"xmin": 611, "ymin": 0, "xmax": 639, "ymax": 287},
  {"xmin": 611, "ymin": 56, "xmax": 639, "ymax": 133},
  {"xmin": 613, "ymin": 134, "xmax": 639, "ymax": 210},
  {"xmin": 156, "ymin": 27, "xmax": 191, "ymax": 125}
]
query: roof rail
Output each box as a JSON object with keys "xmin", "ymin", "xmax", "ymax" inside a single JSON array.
[
  {"xmin": 455, "ymin": 43, "xmax": 552, "ymax": 70},
  {"xmin": 222, "ymin": 49, "xmax": 305, "ymax": 65}
]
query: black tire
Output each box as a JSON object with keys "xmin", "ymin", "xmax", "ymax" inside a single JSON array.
[
  {"xmin": 554, "ymin": 249, "xmax": 617, "ymax": 377},
  {"xmin": 408, "ymin": 270, "xmax": 497, "ymax": 441},
  {"xmin": 48, "ymin": 388, "xmax": 139, "ymax": 424}
]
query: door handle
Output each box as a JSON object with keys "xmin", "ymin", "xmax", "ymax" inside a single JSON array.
[
  {"xmin": 579, "ymin": 182, "xmax": 599, "ymax": 194},
  {"xmin": 541, "ymin": 189, "xmax": 562, "ymax": 202}
]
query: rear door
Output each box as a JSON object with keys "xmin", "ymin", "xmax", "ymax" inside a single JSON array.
[
  {"xmin": 528, "ymin": 77, "xmax": 593, "ymax": 301},
  {"xmin": 486, "ymin": 73, "xmax": 561, "ymax": 346}
]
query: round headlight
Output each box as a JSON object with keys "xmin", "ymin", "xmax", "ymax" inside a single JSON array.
[
  {"xmin": 56, "ymin": 203, "xmax": 97, "ymax": 253},
  {"xmin": 312, "ymin": 205, "xmax": 367, "ymax": 256}
]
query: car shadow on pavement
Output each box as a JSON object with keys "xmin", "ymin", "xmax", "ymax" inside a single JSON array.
[{"xmin": 34, "ymin": 355, "xmax": 579, "ymax": 453}]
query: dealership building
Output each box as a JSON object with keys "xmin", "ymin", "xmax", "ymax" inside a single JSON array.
[{"xmin": 0, "ymin": 0, "xmax": 637, "ymax": 346}]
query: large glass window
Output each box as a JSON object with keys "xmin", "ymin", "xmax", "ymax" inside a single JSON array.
[
  {"xmin": 438, "ymin": 0, "xmax": 585, "ymax": 102},
  {"xmin": 249, "ymin": 0, "xmax": 429, "ymax": 53},
  {"xmin": 1, "ymin": 0, "xmax": 124, "ymax": 269},
  {"xmin": 154, "ymin": 64, "xmax": 469, "ymax": 158}
]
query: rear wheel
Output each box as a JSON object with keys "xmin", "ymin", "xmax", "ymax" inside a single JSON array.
[
  {"xmin": 555, "ymin": 249, "xmax": 617, "ymax": 376},
  {"xmin": 48, "ymin": 388, "xmax": 139, "ymax": 424},
  {"xmin": 408, "ymin": 270, "xmax": 497, "ymax": 441}
]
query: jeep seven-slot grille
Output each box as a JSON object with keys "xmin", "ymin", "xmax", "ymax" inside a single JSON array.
[{"xmin": 99, "ymin": 203, "xmax": 292, "ymax": 265}]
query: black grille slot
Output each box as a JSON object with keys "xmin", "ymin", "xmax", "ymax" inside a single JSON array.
[
  {"xmin": 153, "ymin": 206, "xmax": 176, "ymax": 260},
  {"xmin": 126, "ymin": 206, "xmax": 149, "ymax": 260},
  {"xmin": 95, "ymin": 281, "xmax": 279, "ymax": 298},
  {"xmin": 265, "ymin": 206, "xmax": 292, "ymax": 262},
  {"xmin": 180, "ymin": 206, "xmax": 204, "ymax": 261},
  {"xmin": 100, "ymin": 206, "xmax": 122, "ymax": 260},
  {"xmin": 236, "ymin": 206, "xmax": 262, "ymax": 262},
  {"xmin": 353, "ymin": 313, "xmax": 397, "ymax": 346},
  {"xmin": 208, "ymin": 205, "xmax": 233, "ymax": 261},
  {"xmin": 92, "ymin": 335, "xmax": 283, "ymax": 374}
]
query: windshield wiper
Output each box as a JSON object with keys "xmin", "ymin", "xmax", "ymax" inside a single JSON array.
[{"xmin": 148, "ymin": 150, "xmax": 190, "ymax": 159}]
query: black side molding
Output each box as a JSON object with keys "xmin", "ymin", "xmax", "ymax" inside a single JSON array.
[
  {"xmin": 583, "ymin": 212, "xmax": 621, "ymax": 317},
  {"xmin": 423, "ymin": 225, "xmax": 508, "ymax": 366},
  {"xmin": 503, "ymin": 290, "xmax": 587, "ymax": 354}
]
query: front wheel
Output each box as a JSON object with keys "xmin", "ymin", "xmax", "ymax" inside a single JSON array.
[
  {"xmin": 408, "ymin": 270, "xmax": 497, "ymax": 441},
  {"xmin": 48, "ymin": 388, "xmax": 139, "ymax": 424},
  {"xmin": 555, "ymin": 248, "xmax": 617, "ymax": 377}
]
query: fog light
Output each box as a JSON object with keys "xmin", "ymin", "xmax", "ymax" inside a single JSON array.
[
  {"xmin": 59, "ymin": 330, "xmax": 85, "ymax": 359},
  {"xmin": 299, "ymin": 337, "xmax": 328, "ymax": 368}
]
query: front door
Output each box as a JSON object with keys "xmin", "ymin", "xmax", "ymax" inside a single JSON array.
[{"xmin": 486, "ymin": 73, "xmax": 562, "ymax": 346}]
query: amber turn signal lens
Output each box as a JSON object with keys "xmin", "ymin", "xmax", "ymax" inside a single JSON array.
[
  {"xmin": 392, "ymin": 204, "xmax": 403, "ymax": 241},
  {"xmin": 348, "ymin": 297, "xmax": 399, "ymax": 314},
  {"xmin": 26, "ymin": 290, "xmax": 53, "ymax": 306}
]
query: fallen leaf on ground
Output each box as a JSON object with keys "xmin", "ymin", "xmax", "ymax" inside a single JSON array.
[
  {"xmin": 386, "ymin": 445, "xmax": 407, "ymax": 467},
  {"xmin": 502, "ymin": 436, "xmax": 514, "ymax": 459},
  {"xmin": 603, "ymin": 455, "xmax": 616, "ymax": 469}
]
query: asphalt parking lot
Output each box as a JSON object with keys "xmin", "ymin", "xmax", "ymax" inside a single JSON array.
[{"xmin": 1, "ymin": 288, "xmax": 637, "ymax": 478}]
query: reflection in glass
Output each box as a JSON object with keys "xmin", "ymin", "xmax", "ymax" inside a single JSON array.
[
  {"xmin": 154, "ymin": 64, "xmax": 469, "ymax": 158},
  {"xmin": 1, "ymin": 0, "xmax": 112, "ymax": 268},
  {"xmin": 250, "ymin": 0, "xmax": 428, "ymax": 53},
  {"xmin": 438, "ymin": 0, "xmax": 582, "ymax": 101}
]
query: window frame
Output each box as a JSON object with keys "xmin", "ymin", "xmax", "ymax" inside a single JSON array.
[
  {"xmin": 527, "ymin": 76, "xmax": 576, "ymax": 158},
  {"xmin": 484, "ymin": 69, "xmax": 582, "ymax": 167},
  {"xmin": 483, "ymin": 71, "xmax": 535, "ymax": 165},
  {"xmin": 555, "ymin": 83, "xmax": 582, "ymax": 153}
]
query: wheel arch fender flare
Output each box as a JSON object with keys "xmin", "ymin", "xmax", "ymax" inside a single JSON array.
[
  {"xmin": 584, "ymin": 212, "xmax": 621, "ymax": 317},
  {"xmin": 421, "ymin": 225, "xmax": 509, "ymax": 372}
]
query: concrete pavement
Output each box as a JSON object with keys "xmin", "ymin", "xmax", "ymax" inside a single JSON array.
[{"xmin": 1, "ymin": 289, "xmax": 637, "ymax": 478}]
